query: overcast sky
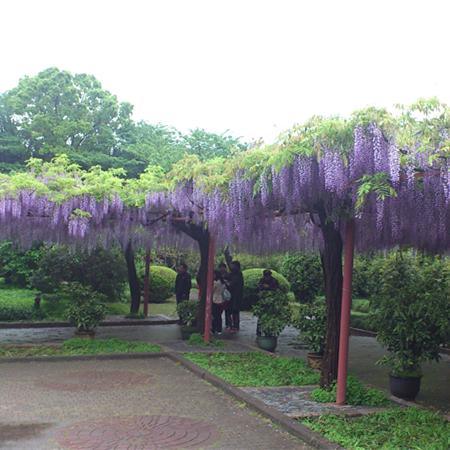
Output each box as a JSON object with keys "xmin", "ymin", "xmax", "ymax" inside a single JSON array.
[{"xmin": 1, "ymin": 0, "xmax": 449, "ymax": 142}]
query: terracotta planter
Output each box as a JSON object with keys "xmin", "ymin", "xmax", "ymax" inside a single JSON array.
[
  {"xmin": 389, "ymin": 374, "xmax": 421, "ymax": 400},
  {"xmin": 74, "ymin": 329, "xmax": 95, "ymax": 339},
  {"xmin": 180, "ymin": 325, "xmax": 197, "ymax": 341},
  {"xmin": 307, "ymin": 352, "xmax": 323, "ymax": 370},
  {"xmin": 256, "ymin": 335, "xmax": 278, "ymax": 352}
]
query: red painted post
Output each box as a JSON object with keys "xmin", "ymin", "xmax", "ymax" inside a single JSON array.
[
  {"xmin": 143, "ymin": 250, "xmax": 151, "ymax": 318},
  {"xmin": 204, "ymin": 235, "xmax": 215, "ymax": 343},
  {"xmin": 336, "ymin": 219, "xmax": 356, "ymax": 405}
]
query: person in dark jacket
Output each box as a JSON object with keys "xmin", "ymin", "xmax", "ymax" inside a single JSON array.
[
  {"xmin": 175, "ymin": 263, "xmax": 192, "ymax": 304},
  {"xmin": 225, "ymin": 260, "xmax": 244, "ymax": 332},
  {"xmin": 258, "ymin": 269, "xmax": 280, "ymax": 292},
  {"xmin": 256, "ymin": 269, "xmax": 280, "ymax": 336}
]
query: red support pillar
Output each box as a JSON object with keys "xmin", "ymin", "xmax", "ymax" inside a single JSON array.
[
  {"xmin": 204, "ymin": 235, "xmax": 215, "ymax": 343},
  {"xmin": 143, "ymin": 250, "xmax": 151, "ymax": 318},
  {"xmin": 336, "ymin": 219, "xmax": 356, "ymax": 405}
]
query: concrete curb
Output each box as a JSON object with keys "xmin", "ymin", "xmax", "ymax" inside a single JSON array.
[
  {"xmin": 0, "ymin": 351, "xmax": 170, "ymax": 364},
  {"xmin": 167, "ymin": 353, "xmax": 343, "ymax": 450},
  {"xmin": 0, "ymin": 319, "xmax": 178, "ymax": 329}
]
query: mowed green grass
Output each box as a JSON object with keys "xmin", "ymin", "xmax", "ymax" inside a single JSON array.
[
  {"xmin": 0, "ymin": 338, "xmax": 161, "ymax": 358},
  {"xmin": 184, "ymin": 352, "xmax": 320, "ymax": 386},
  {"xmin": 0, "ymin": 284, "xmax": 178, "ymax": 321}
]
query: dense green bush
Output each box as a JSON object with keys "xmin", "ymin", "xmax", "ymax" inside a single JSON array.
[
  {"xmin": 231, "ymin": 253, "xmax": 285, "ymax": 272},
  {"xmin": 65, "ymin": 283, "xmax": 107, "ymax": 331},
  {"xmin": 293, "ymin": 299, "xmax": 327, "ymax": 354},
  {"xmin": 252, "ymin": 290, "xmax": 291, "ymax": 337},
  {"xmin": 352, "ymin": 254, "xmax": 385, "ymax": 298},
  {"xmin": 148, "ymin": 265, "xmax": 177, "ymax": 303},
  {"xmin": 371, "ymin": 252, "xmax": 450, "ymax": 376},
  {"xmin": 30, "ymin": 246, "xmax": 127, "ymax": 301},
  {"xmin": 280, "ymin": 253, "xmax": 323, "ymax": 302},
  {"xmin": 242, "ymin": 268, "xmax": 290, "ymax": 310},
  {"xmin": 0, "ymin": 301, "xmax": 35, "ymax": 321},
  {"xmin": 0, "ymin": 241, "xmax": 42, "ymax": 287}
]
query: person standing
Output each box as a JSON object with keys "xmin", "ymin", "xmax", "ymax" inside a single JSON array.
[
  {"xmin": 256, "ymin": 269, "xmax": 280, "ymax": 336},
  {"xmin": 175, "ymin": 263, "xmax": 192, "ymax": 304},
  {"xmin": 212, "ymin": 270, "xmax": 226, "ymax": 334},
  {"xmin": 226, "ymin": 260, "xmax": 244, "ymax": 332}
]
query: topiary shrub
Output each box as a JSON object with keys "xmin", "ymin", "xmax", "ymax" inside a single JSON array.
[
  {"xmin": 242, "ymin": 268, "xmax": 290, "ymax": 310},
  {"xmin": 280, "ymin": 253, "xmax": 323, "ymax": 303},
  {"xmin": 148, "ymin": 266, "xmax": 177, "ymax": 303}
]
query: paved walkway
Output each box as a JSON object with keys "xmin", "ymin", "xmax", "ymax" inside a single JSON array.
[
  {"xmin": 0, "ymin": 312, "xmax": 448, "ymax": 413},
  {"xmin": 0, "ymin": 358, "xmax": 308, "ymax": 449}
]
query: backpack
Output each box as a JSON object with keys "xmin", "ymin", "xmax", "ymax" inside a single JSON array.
[{"xmin": 222, "ymin": 288, "xmax": 231, "ymax": 302}]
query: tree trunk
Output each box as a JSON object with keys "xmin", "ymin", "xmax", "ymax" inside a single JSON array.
[
  {"xmin": 143, "ymin": 250, "xmax": 151, "ymax": 317},
  {"xmin": 170, "ymin": 218, "xmax": 210, "ymax": 332},
  {"xmin": 124, "ymin": 241, "xmax": 141, "ymax": 315},
  {"xmin": 196, "ymin": 233, "xmax": 209, "ymax": 332},
  {"xmin": 319, "ymin": 219, "xmax": 344, "ymax": 387}
]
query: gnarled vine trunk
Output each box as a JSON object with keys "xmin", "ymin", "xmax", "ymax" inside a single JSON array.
[
  {"xmin": 171, "ymin": 219, "xmax": 209, "ymax": 332},
  {"xmin": 124, "ymin": 240, "xmax": 141, "ymax": 314},
  {"xmin": 318, "ymin": 213, "xmax": 343, "ymax": 387}
]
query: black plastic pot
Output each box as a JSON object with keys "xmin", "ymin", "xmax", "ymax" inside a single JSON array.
[
  {"xmin": 180, "ymin": 325, "xmax": 197, "ymax": 341},
  {"xmin": 389, "ymin": 374, "xmax": 421, "ymax": 400},
  {"xmin": 256, "ymin": 335, "xmax": 278, "ymax": 352}
]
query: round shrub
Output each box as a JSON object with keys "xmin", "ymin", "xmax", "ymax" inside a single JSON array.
[
  {"xmin": 149, "ymin": 266, "xmax": 177, "ymax": 304},
  {"xmin": 242, "ymin": 268, "xmax": 290, "ymax": 310},
  {"xmin": 280, "ymin": 253, "xmax": 323, "ymax": 303}
]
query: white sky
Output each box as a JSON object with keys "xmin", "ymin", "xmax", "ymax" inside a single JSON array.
[{"xmin": 1, "ymin": 0, "xmax": 449, "ymax": 142}]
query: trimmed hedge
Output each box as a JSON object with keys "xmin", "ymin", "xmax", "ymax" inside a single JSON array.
[
  {"xmin": 242, "ymin": 268, "xmax": 290, "ymax": 310},
  {"xmin": 149, "ymin": 266, "xmax": 177, "ymax": 303}
]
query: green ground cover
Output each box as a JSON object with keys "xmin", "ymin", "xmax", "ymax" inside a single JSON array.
[
  {"xmin": 302, "ymin": 407, "xmax": 450, "ymax": 450},
  {"xmin": 184, "ymin": 352, "xmax": 320, "ymax": 386},
  {"xmin": 0, "ymin": 284, "xmax": 177, "ymax": 321},
  {"xmin": 0, "ymin": 338, "xmax": 161, "ymax": 358},
  {"xmin": 310, "ymin": 375, "xmax": 388, "ymax": 406}
]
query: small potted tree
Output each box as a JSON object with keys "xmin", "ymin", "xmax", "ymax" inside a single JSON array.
[
  {"xmin": 371, "ymin": 252, "xmax": 449, "ymax": 400},
  {"xmin": 65, "ymin": 283, "xmax": 107, "ymax": 338},
  {"xmin": 293, "ymin": 300, "xmax": 326, "ymax": 369},
  {"xmin": 252, "ymin": 290, "xmax": 291, "ymax": 352},
  {"xmin": 177, "ymin": 300, "xmax": 199, "ymax": 340}
]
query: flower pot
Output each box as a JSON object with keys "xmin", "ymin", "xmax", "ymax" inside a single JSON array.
[
  {"xmin": 74, "ymin": 329, "xmax": 95, "ymax": 339},
  {"xmin": 389, "ymin": 374, "xmax": 421, "ymax": 400},
  {"xmin": 307, "ymin": 352, "xmax": 323, "ymax": 370},
  {"xmin": 180, "ymin": 325, "xmax": 197, "ymax": 341},
  {"xmin": 256, "ymin": 335, "xmax": 278, "ymax": 352}
]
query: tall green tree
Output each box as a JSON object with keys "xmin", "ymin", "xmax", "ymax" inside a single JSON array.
[
  {"xmin": 1, "ymin": 67, "xmax": 134, "ymax": 167},
  {"xmin": 181, "ymin": 128, "xmax": 246, "ymax": 160}
]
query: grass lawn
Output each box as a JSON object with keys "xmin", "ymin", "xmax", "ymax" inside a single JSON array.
[
  {"xmin": 302, "ymin": 407, "xmax": 450, "ymax": 450},
  {"xmin": 184, "ymin": 352, "xmax": 320, "ymax": 386},
  {"xmin": 0, "ymin": 283, "xmax": 178, "ymax": 321},
  {"xmin": 0, "ymin": 338, "xmax": 161, "ymax": 358}
]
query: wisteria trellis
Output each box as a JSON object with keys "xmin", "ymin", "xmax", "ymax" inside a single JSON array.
[{"xmin": 0, "ymin": 124, "xmax": 448, "ymax": 254}]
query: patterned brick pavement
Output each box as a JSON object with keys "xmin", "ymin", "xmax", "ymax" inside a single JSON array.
[{"xmin": 0, "ymin": 358, "xmax": 309, "ymax": 449}]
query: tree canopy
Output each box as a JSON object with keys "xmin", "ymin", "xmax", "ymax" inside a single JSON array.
[{"xmin": 0, "ymin": 68, "xmax": 247, "ymax": 177}]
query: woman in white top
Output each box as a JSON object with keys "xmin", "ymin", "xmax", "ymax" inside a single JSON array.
[{"xmin": 212, "ymin": 270, "xmax": 226, "ymax": 334}]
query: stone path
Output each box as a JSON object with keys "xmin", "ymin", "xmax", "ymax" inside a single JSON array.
[
  {"xmin": 0, "ymin": 358, "xmax": 309, "ymax": 449},
  {"xmin": 241, "ymin": 386, "xmax": 387, "ymax": 418},
  {"xmin": 0, "ymin": 311, "xmax": 448, "ymax": 413}
]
